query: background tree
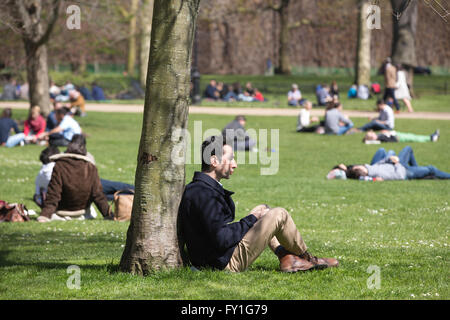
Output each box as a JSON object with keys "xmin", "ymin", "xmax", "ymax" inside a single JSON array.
[
  {"xmin": 117, "ymin": 0, "xmax": 140, "ymax": 77},
  {"xmin": 119, "ymin": 0, "xmax": 201, "ymax": 274},
  {"xmin": 265, "ymin": 0, "xmax": 292, "ymax": 74},
  {"xmin": 390, "ymin": 0, "xmax": 418, "ymax": 93},
  {"xmin": 355, "ymin": 0, "xmax": 372, "ymax": 86},
  {"xmin": 139, "ymin": 0, "xmax": 154, "ymax": 87},
  {"xmin": 1, "ymin": 0, "xmax": 62, "ymax": 115}
]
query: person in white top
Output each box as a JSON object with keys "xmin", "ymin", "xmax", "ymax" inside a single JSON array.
[
  {"xmin": 288, "ymin": 84, "xmax": 304, "ymax": 107},
  {"xmin": 37, "ymin": 107, "xmax": 82, "ymax": 146},
  {"xmin": 34, "ymin": 146, "xmax": 60, "ymax": 207},
  {"xmin": 394, "ymin": 65, "xmax": 414, "ymax": 112},
  {"xmin": 296, "ymin": 101, "xmax": 321, "ymax": 132}
]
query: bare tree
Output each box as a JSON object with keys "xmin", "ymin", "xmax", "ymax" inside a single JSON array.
[
  {"xmin": 266, "ymin": 0, "xmax": 292, "ymax": 74},
  {"xmin": 390, "ymin": 0, "xmax": 418, "ymax": 93},
  {"xmin": 119, "ymin": 0, "xmax": 201, "ymax": 274},
  {"xmin": 1, "ymin": 0, "xmax": 62, "ymax": 115},
  {"xmin": 139, "ymin": 0, "xmax": 154, "ymax": 87},
  {"xmin": 355, "ymin": 0, "xmax": 372, "ymax": 86}
]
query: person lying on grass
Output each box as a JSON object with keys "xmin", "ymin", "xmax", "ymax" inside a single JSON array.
[
  {"xmin": 363, "ymin": 129, "xmax": 440, "ymax": 144},
  {"xmin": 330, "ymin": 146, "xmax": 450, "ymax": 181},
  {"xmin": 178, "ymin": 135, "xmax": 339, "ymax": 273}
]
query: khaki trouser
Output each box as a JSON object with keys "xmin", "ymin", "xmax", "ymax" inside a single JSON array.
[{"xmin": 224, "ymin": 205, "xmax": 308, "ymax": 272}]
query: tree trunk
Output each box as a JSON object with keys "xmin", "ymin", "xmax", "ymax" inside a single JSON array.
[
  {"xmin": 277, "ymin": 0, "xmax": 291, "ymax": 75},
  {"xmin": 139, "ymin": 0, "xmax": 154, "ymax": 88},
  {"xmin": 24, "ymin": 41, "xmax": 51, "ymax": 116},
  {"xmin": 127, "ymin": 0, "xmax": 140, "ymax": 77},
  {"xmin": 120, "ymin": 0, "xmax": 201, "ymax": 275},
  {"xmin": 391, "ymin": 0, "xmax": 418, "ymax": 93},
  {"xmin": 355, "ymin": 0, "xmax": 372, "ymax": 86}
]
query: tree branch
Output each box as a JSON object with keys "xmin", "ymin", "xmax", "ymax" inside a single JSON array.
[{"xmin": 35, "ymin": 0, "xmax": 62, "ymax": 47}]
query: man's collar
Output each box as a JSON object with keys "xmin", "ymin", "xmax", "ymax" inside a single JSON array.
[{"xmin": 192, "ymin": 172, "xmax": 234, "ymax": 196}]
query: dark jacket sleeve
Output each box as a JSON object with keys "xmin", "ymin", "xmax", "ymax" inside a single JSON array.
[
  {"xmin": 90, "ymin": 166, "xmax": 111, "ymax": 217},
  {"xmin": 40, "ymin": 165, "xmax": 63, "ymax": 218},
  {"xmin": 12, "ymin": 119, "xmax": 20, "ymax": 134},
  {"xmin": 198, "ymin": 195, "xmax": 257, "ymax": 251}
]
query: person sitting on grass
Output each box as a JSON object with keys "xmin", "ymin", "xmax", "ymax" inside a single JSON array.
[
  {"xmin": 38, "ymin": 107, "xmax": 82, "ymax": 147},
  {"xmin": 363, "ymin": 129, "xmax": 440, "ymax": 144},
  {"xmin": 0, "ymin": 108, "xmax": 22, "ymax": 148},
  {"xmin": 324, "ymin": 102, "xmax": 354, "ymax": 135},
  {"xmin": 222, "ymin": 115, "xmax": 257, "ymax": 151},
  {"xmin": 296, "ymin": 101, "xmax": 322, "ymax": 133},
  {"xmin": 357, "ymin": 99, "xmax": 395, "ymax": 132},
  {"xmin": 37, "ymin": 134, "xmax": 113, "ymax": 222},
  {"xmin": 21, "ymin": 105, "xmax": 47, "ymax": 145},
  {"xmin": 34, "ymin": 146, "xmax": 61, "ymax": 207},
  {"xmin": 288, "ymin": 84, "xmax": 305, "ymax": 107},
  {"xmin": 4, "ymin": 105, "xmax": 47, "ymax": 147},
  {"xmin": 331, "ymin": 146, "xmax": 450, "ymax": 181},
  {"xmin": 91, "ymin": 82, "xmax": 106, "ymax": 101},
  {"xmin": 33, "ymin": 145, "xmax": 135, "ymax": 209},
  {"xmin": 204, "ymin": 79, "xmax": 220, "ymax": 101},
  {"xmin": 178, "ymin": 136, "xmax": 339, "ymax": 272},
  {"xmin": 316, "ymin": 84, "xmax": 333, "ymax": 106},
  {"xmin": 69, "ymin": 89, "xmax": 86, "ymax": 117}
]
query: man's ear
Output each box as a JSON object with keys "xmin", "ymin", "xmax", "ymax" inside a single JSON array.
[{"xmin": 210, "ymin": 155, "xmax": 218, "ymax": 168}]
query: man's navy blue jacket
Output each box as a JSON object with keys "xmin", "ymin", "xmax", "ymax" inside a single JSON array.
[{"xmin": 179, "ymin": 172, "xmax": 257, "ymax": 270}]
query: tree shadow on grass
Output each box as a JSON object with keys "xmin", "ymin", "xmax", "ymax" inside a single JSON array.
[{"xmin": 0, "ymin": 249, "xmax": 114, "ymax": 272}]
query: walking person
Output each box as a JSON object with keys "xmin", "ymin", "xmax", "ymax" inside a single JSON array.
[
  {"xmin": 383, "ymin": 57, "xmax": 400, "ymax": 112},
  {"xmin": 395, "ymin": 65, "xmax": 414, "ymax": 113}
]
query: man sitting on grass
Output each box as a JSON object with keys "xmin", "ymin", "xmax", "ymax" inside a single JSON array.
[
  {"xmin": 357, "ymin": 99, "xmax": 395, "ymax": 132},
  {"xmin": 178, "ymin": 136, "xmax": 339, "ymax": 273}
]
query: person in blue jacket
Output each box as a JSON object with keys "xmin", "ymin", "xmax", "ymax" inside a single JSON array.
[
  {"xmin": 178, "ymin": 136, "xmax": 338, "ymax": 273},
  {"xmin": 91, "ymin": 82, "xmax": 106, "ymax": 101}
]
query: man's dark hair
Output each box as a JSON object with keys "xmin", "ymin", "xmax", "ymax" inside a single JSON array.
[
  {"xmin": 201, "ymin": 135, "xmax": 225, "ymax": 172},
  {"xmin": 235, "ymin": 115, "xmax": 246, "ymax": 122},
  {"xmin": 39, "ymin": 146, "xmax": 60, "ymax": 164},
  {"xmin": 377, "ymin": 99, "xmax": 385, "ymax": 105},
  {"xmin": 1, "ymin": 108, "xmax": 12, "ymax": 118},
  {"xmin": 345, "ymin": 165, "xmax": 366, "ymax": 179},
  {"xmin": 66, "ymin": 134, "xmax": 87, "ymax": 155},
  {"xmin": 56, "ymin": 107, "xmax": 70, "ymax": 116}
]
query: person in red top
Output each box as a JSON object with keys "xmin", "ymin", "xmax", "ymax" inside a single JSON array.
[
  {"xmin": 253, "ymin": 88, "xmax": 265, "ymax": 102},
  {"xmin": 23, "ymin": 105, "xmax": 46, "ymax": 144}
]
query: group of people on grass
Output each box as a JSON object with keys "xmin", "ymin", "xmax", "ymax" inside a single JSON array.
[
  {"xmin": 347, "ymin": 58, "xmax": 414, "ymax": 112},
  {"xmin": 0, "ymin": 59, "xmax": 447, "ymax": 277},
  {"xmin": 204, "ymin": 80, "xmax": 266, "ymax": 103},
  {"xmin": 0, "ymin": 103, "xmax": 82, "ymax": 148}
]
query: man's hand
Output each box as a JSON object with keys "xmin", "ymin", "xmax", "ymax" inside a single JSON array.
[
  {"xmin": 389, "ymin": 156, "xmax": 399, "ymax": 164},
  {"xmin": 249, "ymin": 204, "xmax": 270, "ymax": 220}
]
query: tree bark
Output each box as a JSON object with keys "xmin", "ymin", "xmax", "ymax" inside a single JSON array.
[
  {"xmin": 277, "ymin": 0, "xmax": 291, "ymax": 74},
  {"xmin": 355, "ymin": 0, "xmax": 372, "ymax": 86},
  {"xmin": 7, "ymin": 0, "xmax": 61, "ymax": 116},
  {"xmin": 139, "ymin": 0, "xmax": 154, "ymax": 88},
  {"xmin": 24, "ymin": 41, "xmax": 51, "ymax": 116},
  {"xmin": 391, "ymin": 0, "xmax": 418, "ymax": 92},
  {"xmin": 120, "ymin": 0, "xmax": 201, "ymax": 274},
  {"xmin": 127, "ymin": 0, "xmax": 140, "ymax": 77}
]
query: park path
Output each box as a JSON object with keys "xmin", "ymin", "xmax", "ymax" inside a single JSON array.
[{"xmin": 2, "ymin": 101, "xmax": 450, "ymax": 120}]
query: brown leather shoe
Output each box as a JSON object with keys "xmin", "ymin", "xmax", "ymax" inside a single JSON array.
[
  {"xmin": 279, "ymin": 254, "xmax": 314, "ymax": 272},
  {"xmin": 298, "ymin": 251, "xmax": 339, "ymax": 268}
]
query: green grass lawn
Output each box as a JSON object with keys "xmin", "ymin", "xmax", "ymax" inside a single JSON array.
[
  {"xmin": 0, "ymin": 109, "xmax": 449, "ymax": 299},
  {"xmin": 9, "ymin": 72, "xmax": 447, "ymax": 113}
]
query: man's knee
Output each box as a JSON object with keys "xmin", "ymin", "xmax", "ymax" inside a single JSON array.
[{"xmin": 264, "ymin": 207, "xmax": 289, "ymax": 225}]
